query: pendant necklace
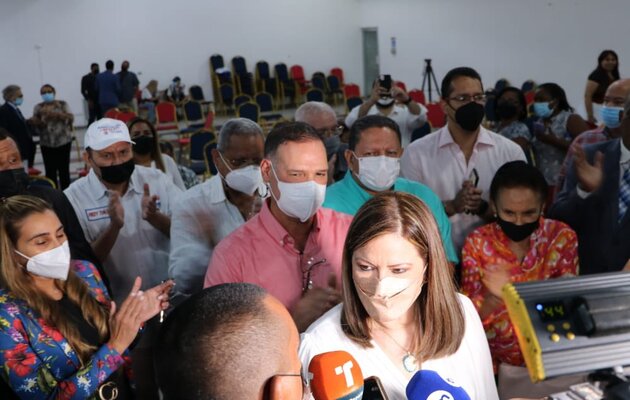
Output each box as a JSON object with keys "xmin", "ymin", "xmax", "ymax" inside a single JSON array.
[{"xmin": 375, "ymin": 327, "xmax": 419, "ymax": 373}]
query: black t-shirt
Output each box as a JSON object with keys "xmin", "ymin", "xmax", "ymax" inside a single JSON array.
[{"xmin": 588, "ymin": 69, "xmax": 616, "ymax": 104}]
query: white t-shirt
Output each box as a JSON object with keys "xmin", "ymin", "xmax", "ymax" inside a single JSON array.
[
  {"xmin": 64, "ymin": 166, "xmax": 182, "ymax": 304},
  {"xmin": 299, "ymin": 294, "xmax": 499, "ymax": 400}
]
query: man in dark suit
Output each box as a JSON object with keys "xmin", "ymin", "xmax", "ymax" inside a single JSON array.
[
  {"xmin": 549, "ymin": 93, "xmax": 630, "ymax": 275},
  {"xmin": 0, "ymin": 85, "xmax": 36, "ymax": 171},
  {"xmin": 81, "ymin": 63, "xmax": 101, "ymax": 124},
  {"xmin": 95, "ymin": 59, "xmax": 120, "ymax": 113}
]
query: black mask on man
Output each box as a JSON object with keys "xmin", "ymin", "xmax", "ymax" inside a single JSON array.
[
  {"xmin": 0, "ymin": 168, "xmax": 29, "ymax": 198},
  {"xmin": 133, "ymin": 136, "xmax": 153, "ymax": 155},
  {"xmin": 497, "ymin": 216, "xmax": 539, "ymax": 242},
  {"xmin": 454, "ymin": 101, "xmax": 485, "ymax": 131},
  {"xmin": 496, "ymin": 102, "xmax": 519, "ymax": 120},
  {"xmin": 98, "ymin": 159, "xmax": 135, "ymax": 184}
]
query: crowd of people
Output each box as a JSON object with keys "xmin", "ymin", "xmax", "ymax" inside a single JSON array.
[{"xmin": 0, "ymin": 53, "xmax": 628, "ymax": 399}]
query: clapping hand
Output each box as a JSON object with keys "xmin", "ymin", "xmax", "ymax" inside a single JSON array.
[
  {"xmin": 141, "ymin": 183, "xmax": 160, "ymax": 221},
  {"xmin": 107, "ymin": 190, "xmax": 125, "ymax": 228},
  {"xmin": 481, "ymin": 263, "xmax": 512, "ymax": 298},
  {"xmin": 572, "ymin": 144, "xmax": 604, "ymax": 193}
]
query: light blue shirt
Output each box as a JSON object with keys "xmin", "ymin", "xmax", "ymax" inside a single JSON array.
[{"xmin": 323, "ymin": 172, "xmax": 458, "ymax": 263}]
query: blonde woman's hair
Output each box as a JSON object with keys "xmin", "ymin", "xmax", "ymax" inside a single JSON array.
[
  {"xmin": 0, "ymin": 195, "xmax": 110, "ymax": 365},
  {"xmin": 340, "ymin": 192, "xmax": 465, "ymax": 362}
]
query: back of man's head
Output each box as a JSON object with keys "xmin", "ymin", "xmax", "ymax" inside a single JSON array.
[
  {"xmin": 156, "ymin": 283, "xmax": 296, "ymax": 400},
  {"xmin": 105, "ymin": 60, "xmax": 114, "ymax": 71},
  {"xmin": 440, "ymin": 67, "xmax": 483, "ymax": 99},
  {"xmin": 295, "ymin": 102, "xmax": 336, "ymax": 127}
]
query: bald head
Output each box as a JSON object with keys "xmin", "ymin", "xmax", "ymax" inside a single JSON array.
[
  {"xmin": 156, "ymin": 284, "xmax": 300, "ymax": 400},
  {"xmin": 295, "ymin": 102, "xmax": 337, "ymax": 135}
]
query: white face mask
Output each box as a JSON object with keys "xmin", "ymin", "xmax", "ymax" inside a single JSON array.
[
  {"xmin": 219, "ymin": 152, "xmax": 263, "ymax": 196},
  {"xmin": 377, "ymin": 97, "xmax": 395, "ymax": 108},
  {"xmin": 354, "ymin": 153, "xmax": 400, "ymax": 192},
  {"xmin": 270, "ymin": 163, "xmax": 326, "ymax": 223},
  {"xmin": 15, "ymin": 241, "xmax": 71, "ymax": 281}
]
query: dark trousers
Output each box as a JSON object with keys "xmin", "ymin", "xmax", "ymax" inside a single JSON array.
[
  {"xmin": 41, "ymin": 142, "xmax": 72, "ymax": 189},
  {"xmin": 88, "ymin": 100, "xmax": 102, "ymax": 124}
]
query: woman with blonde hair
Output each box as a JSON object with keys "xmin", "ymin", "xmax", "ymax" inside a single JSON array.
[
  {"xmin": 0, "ymin": 195, "xmax": 174, "ymax": 399},
  {"xmin": 299, "ymin": 191, "xmax": 498, "ymax": 399}
]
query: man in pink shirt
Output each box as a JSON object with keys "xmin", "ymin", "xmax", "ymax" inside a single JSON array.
[{"xmin": 204, "ymin": 122, "xmax": 353, "ymax": 331}]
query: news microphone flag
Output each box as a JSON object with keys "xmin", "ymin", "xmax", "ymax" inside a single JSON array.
[
  {"xmin": 308, "ymin": 350, "xmax": 364, "ymax": 400},
  {"xmin": 405, "ymin": 369, "xmax": 471, "ymax": 400}
]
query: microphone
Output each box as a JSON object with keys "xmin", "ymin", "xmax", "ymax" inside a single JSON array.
[
  {"xmin": 308, "ymin": 350, "xmax": 364, "ymax": 400},
  {"xmin": 405, "ymin": 370, "xmax": 471, "ymax": 400}
]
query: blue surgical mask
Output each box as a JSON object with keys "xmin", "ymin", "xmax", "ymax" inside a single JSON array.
[
  {"xmin": 533, "ymin": 102, "xmax": 553, "ymax": 118},
  {"xmin": 13, "ymin": 97, "xmax": 23, "ymax": 107},
  {"xmin": 41, "ymin": 93, "xmax": 55, "ymax": 103},
  {"xmin": 600, "ymin": 106, "xmax": 623, "ymax": 129}
]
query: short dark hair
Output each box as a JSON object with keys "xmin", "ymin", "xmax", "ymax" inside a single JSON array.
[
  {"xmin": 156, "ymin": 283, "xmax": 283, "ymax": 400},
  {"xmin": 0, "ymin": 127, "xmax": 9, "ymax": 141},
  {"xmin": 441, "ymin": 67, "xmax": 483, "ymax": 99},
  {"xmin": 40, "ymin": 84, "xmax": 55, "ymax": 94},
  {"xmin": 537, "ymin": 83, "xmax": 573, "ymax": 112},
  {"xmin": 489, "ymin": 161, "xmax": 548, "ymax": 204},
  {"xmin": 495, "ymin": 86, "xmax": 527, "ymax": 121},
  {"xmin": 348, "ymin": 115, "xmax": 401, "ymax": 151},
  {"xmin": 105, "ymin": 60, "xmax": 114, "ymax": 70},
  {"xmin": 264, "ymin": 121, "xmax": 324, "ymax": 159},
  {"xmin": 90, "ymin": 63, "xmax": 98, "ymax": 69}
]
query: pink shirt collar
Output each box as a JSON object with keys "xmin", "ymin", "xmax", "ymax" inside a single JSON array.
[{"xmin": 258, "ymin": 199, "xmax": 322, "ymax": 248}]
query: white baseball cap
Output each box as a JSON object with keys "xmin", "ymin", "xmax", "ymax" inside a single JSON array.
[{"xmin": 84, "ymin": 118, "xmax": 134, "ymax": 151}]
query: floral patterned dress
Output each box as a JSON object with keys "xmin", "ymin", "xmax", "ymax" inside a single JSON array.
[
  {"xmin": 461, "ymin": 217, "xmax": 578, "ymax": 372},
  {"xmin": 0, "ymin": 260, "xmax": 132, "ymax": 399}
]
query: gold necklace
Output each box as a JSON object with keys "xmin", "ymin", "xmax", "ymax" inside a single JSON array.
[{"xmin": 374, "ymin": 325, "xmax": 419, "ymax": 373}]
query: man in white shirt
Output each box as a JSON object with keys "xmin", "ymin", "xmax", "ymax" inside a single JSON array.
[
  {"xmin": 345, "ymin": 77, "xmax": 427, "ymax": 148},
  {"xmin": 64, "ymin": 117, "xmax": 181, "ymax": 398},
  {"xmin": 401, "ymin": 67, "xmax": 525, "ymax": 251},
  {"xmin": 169, "ymin": 118, "xmax": 265, "ymax": 297}
]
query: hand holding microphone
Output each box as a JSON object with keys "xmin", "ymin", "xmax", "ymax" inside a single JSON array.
[{"xmin": 406, "ymin": 369, "xmax": 471, "ymax": 400}]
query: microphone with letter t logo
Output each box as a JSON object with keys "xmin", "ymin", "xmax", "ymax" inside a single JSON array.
[{"xmin": 308, "ymin": 350, "xmax": 364, "ymax": 400}]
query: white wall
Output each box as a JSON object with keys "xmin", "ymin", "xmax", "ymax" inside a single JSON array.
[
  {"xmin": 0, "ymin": 0, "xmax": 362, "ymax": 125},
  {"xmin": 358, "ymin": 0, "xmax": 630, "ymax": 114},
  {"xmin": 1, "ymin": 0, "xmax": 629, "ymax": 125}
]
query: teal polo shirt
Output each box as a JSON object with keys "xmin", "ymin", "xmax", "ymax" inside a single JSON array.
[{"xmin": 323, "ymin": 172, "xmax": 458, "ymax": 263}]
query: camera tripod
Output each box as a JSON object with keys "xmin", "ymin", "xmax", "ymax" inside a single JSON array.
[{"xmin": 421, "ymin": 59, "xmax": 440, "ymax": 102}]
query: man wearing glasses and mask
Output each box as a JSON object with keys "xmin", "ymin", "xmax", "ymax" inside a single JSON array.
[
  {"xmin": 295, "ymin": 101, "xmax": 346, "ymax": 184},
  {"xmin": 401, "ymin": 67, "xmax": 525, "ymax": 252},
  {"xmin": 345, "ymin": 76, "xmax": 427, "ymax": 148},
  {"xmin": 170, "ymin": 118, "xmax": 266, "ymax": 299},
  {"xmin": 204, "ymin": 122, "xmax": 353, "ymax": 332}
]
